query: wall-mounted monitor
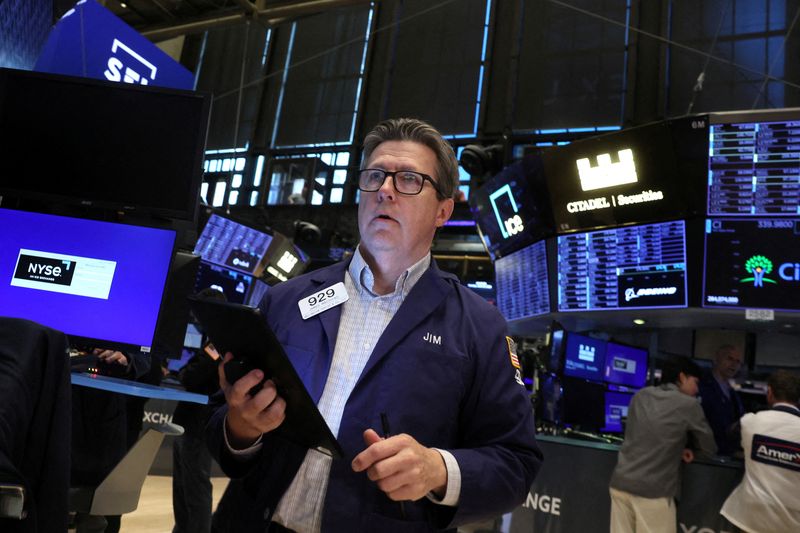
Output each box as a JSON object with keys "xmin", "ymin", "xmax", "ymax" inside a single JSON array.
[
  {"xmin": 542, "ymin": 116, "xmax": 707, "ymax": 233},
  {"xmin": 558, "ymin": 220, "xmax": 688, "ymax": 311},
  {"xmin": 563, "ymin": 332, "xmax": 607, "ymax": 382},
  {"xmin": 702, "ymin": 218, "xmax": 800, "ymax": 311},
  {"xmin": 0, "ymin": 207, "xmax": 176, "ymax": 352},
  {"xmin": 708, "ymin": 111, "xmax": 800, "ymax": 216},
  {"xmin": 0, "ymin": 68, "xmax": 210, "ymax": 221},
  {"xmin": 469, "ymin": 154, "xmax": 553, "ymax": 259},
  {"xmin": 602, "ymin": 391, "xmax": 634, "ymax": 433},
  {"xmin": 193, "ymin": 213, "xmax": 275, "ymax": 276},
  {"xmin": 604, "ymin": 342, "xmax": 648, "ymax": 388},
  {"xmin": 194, "ymin": 260, "xmax": 253, "ymax": 305},
  {"xmin": 494, "ymin": 239, "xmax": 550, "ymax": 320}
]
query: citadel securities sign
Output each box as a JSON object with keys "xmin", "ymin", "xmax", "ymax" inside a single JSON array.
[
  {"xmin": 34, "ymin": 0, "xmax": 193, "ymax": 91},
  {"xmin": 541, "ymin": 117, "xmax": 707, "ymax": 232}
]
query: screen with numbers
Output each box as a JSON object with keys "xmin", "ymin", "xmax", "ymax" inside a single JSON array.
[
  {"xmin": 557, "ymin": 220, "xmax": 688, "ymax": 311},
  {"xmin": 702, "ymin": 218, "xmax": 800, "ymax": 311},
  {"xmin": 708, "ymin": 118, "xmax": 800, "ymax": 216},
  {"xmin": 494, "ymin": 240, "xmax": 550, "ymax": 320}
]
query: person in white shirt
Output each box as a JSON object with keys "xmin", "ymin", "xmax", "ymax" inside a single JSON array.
[{"xmin": 720, "ymin": 370, "xmax": 800, "ymax": 533}]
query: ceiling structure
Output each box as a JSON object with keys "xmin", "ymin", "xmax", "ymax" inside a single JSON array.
[{"xmin": 99, "ymin": 0, "xmax": 373, "ymax": 41}]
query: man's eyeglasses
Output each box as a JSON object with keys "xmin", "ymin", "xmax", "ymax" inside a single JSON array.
[{"xmin": 358, "ymin": 169, "xmax": 445, "ymax": 197}]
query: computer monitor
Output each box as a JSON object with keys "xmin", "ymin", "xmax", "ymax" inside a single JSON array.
[
  {"xmin": 151, "ymin": 251, "xmax": 200, "ymax": 359},
  {"xmin": 557, "ymin": 220, "xmax": 688, "ymax": 311},
  {"xmin": 0, "ymin": 207, "xmax": 176, "ymax": 352},
  {"xmin": 702, "ymin": 218, "xmax": 800, "ymax": 311},
  {"xmin": 563, "ymin": 332, "xmax": 607, "ymax": 382},
  {"xmin": 193, "ymin": 260, "xmax": 253, "ymax": 305},
  {"xmin": 561, "ymin": 377, "xmax": 606, "ymax": 431},
  {"xmin": 193, "ymin": 213, "xmax": 275, "ymax": 276},
  {"xmin": 494, "ymin": 239, "xmax": 550, "ymax": 320},
  {"xmin": 0, "ymin": 68, "xmax": 210, "ymax": 221},
  {"xmin": 708, "ymin": 110, "xmax": 800, "ymax": 216},
  {"xmin": 604, "ymin": 341, "xmax": 648, "ymax": 388},
  {"xmin": 261, "ymin": 234, "xmax": 311, "ymax": 283},
  {"xmin": 602, "ymin": 391, "xmax": 634, "ymax": 433}
]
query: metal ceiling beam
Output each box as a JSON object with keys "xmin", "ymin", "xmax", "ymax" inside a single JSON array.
[{"xmin": 140, "ymin": 0, "xmax": 373, "ymax": 41}]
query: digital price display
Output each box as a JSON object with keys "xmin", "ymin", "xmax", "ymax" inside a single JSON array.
[
  {"xmin": 708, "ymin": 120, "xmax": 800, "ymax": 216},
  {"xmin": 558, "ymin": 220, "xmax": 687, "ymax": 311}
]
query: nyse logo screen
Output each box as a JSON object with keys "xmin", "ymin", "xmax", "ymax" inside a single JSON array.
[
  {"xmin": 14, "ymin": 254, "xmax": 75, "ymax": 286},
  {"xmin": 10, "ymin": 249, "xmax": 116, "ymax": 300}
]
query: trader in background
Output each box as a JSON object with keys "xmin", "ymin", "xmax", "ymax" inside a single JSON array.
[
  {"xmin": 609, "ymin": 356, "xmax": 716, "ymax": 533},
  {"xmin": 207, "ymin": 117, "xmax": 542, "ymax": 532},
  {"xmin": 720, "ymin": 370, "xmax": 800, "ymax": 533},
  {"xmin": 699, "ymin": 344, "xmax": 745, "ymax": 455}
]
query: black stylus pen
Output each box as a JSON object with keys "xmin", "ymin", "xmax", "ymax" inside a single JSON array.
[{"xmin": 380, "ymin": 412, "xmax": 407, "ymax": 519}]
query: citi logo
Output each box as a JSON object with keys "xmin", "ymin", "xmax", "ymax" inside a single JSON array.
[
  {"xmin": 103, "ymin": 39, "xmax": 158, "ymax": 85},
  {"xmin": 423, "ymin": 332, "xmax": 441, "ymax": 345},
  {"xmin": 13, "ymin": 254, "xmax": 75, "ymax": 286},
  {"xmin": 740, "ymin": 255, "xmax": 776, "ymax": 287},
  {"xmin": 576, "ymin": 148, "xmax": 638, "ymax": 192}
]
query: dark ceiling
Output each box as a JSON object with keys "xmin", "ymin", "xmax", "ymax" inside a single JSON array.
[{"xmin": 96, "ymin": 0, "xmax": 373, "ymax": 41}]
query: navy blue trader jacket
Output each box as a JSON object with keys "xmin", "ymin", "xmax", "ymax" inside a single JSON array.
[{"xmin": 207, "ymin": 259, "xmax": 542, "ymax": 532}]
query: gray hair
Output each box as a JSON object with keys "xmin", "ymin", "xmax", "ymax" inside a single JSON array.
[{"xmin": 361, "ymin": 118, "xmax": 459, "ymax": 199}]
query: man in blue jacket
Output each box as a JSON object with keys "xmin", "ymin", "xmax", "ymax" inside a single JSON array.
[{"xmin": 206, "ymin": 117, "xmax": 542, "ymax": 532}]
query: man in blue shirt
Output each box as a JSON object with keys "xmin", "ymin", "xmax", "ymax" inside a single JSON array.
[{"xmin": 207, "ymin": 118, "xmax": 541, "ymax": 532}]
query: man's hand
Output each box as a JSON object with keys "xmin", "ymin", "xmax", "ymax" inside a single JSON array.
[
  {"xmin": 93, "ymin": 348, "xmax": 128, "ymax": 366},
  {"xmin": 351, "ymin": 429, "xmax": 447, "ymax": 501},
  {"xmin": 219, "ymin": 352, "xmax": 286, "ymax": 449},
  {"xmin": 682, "ymin": 448, "xmax": 695, "ymax": 463}
]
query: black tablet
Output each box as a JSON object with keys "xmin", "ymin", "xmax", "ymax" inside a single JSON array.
[{"xmin": 187, "ymin": 296, "xmax": 343, "ymax": 458}]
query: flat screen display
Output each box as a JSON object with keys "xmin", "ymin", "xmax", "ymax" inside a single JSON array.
[
  {"xmin": 194, "ymin": 260, "xmax": 253, "ymax": 305},
  {"xmin": 542, "ymin": 116, "xmax": 707, "ymax": 233},
  {"xmin": 547, "ymin": 328, "xmax": 565, "ymax": 374},
  {"xmin": 152, "ymin": 252, "xmax": 200, "ymax": 359},
  {"xmin": 708, "ymin": 118, "xmax": 800, "ymax": 216},
  {"xmin": 604, "ymin": 342, "xmax": 648, "ymax": 388},
  {"xmin": 193, "ymin": 214, "xmax": 275, "ymax": 275},
  {"xmin": 558, "ymin": 220, "xmax": 688, "ymax": 311},
  {"xmin": 563, "ymin": 332, "xmax": 607, "ymax": 382},
  {"xmin": 602, "ymin": 391, "xmax": 634, "ymax": 433},
  {"xmin": 495, "ymin": 240, "xmax": 550, "ymax": 320},
  {"xmin": 246, "ymin": 279, "xmax": 271, "ymax": 307},
  {"xmin": 703, "ymin": 218, "xmax": 800, "ymax": 311},
  {"xmin": 261, "ymin": 235, "xmax": 311, "ymax": 283},
  {"xmin": 469, "ymin": 154, "xmax": 553, "ymax": 259},
  {"xmin": 0, "ymin": 208, "xmax": 175, "ymax": 351},
  {"xmin": 0, "ymin": 68, "xmax": 210, "ymax": 221}
]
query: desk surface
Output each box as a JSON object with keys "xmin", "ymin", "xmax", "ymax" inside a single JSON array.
[{"xmin": 71, "ymin": 373, "xmax": 209, "ymax": 404}]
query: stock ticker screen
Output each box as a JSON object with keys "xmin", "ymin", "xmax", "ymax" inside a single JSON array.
[
  {"xmin": 494, "ymin": 240, "xmax": 550, "ymax": 320},
  {"xmin": 708, "ymin": 120, "xmax": 800, "ymax": 216},
  {"xmin": 557, "ymin": 220, "xmax": 688, "ymax": 311},
  {"xmin": 703, "ymin": 218, "xmax": 800, "ymax": 311},
  {"xmin": 193, "ymin": 214, "xmax": 274, "ymax": 275}
]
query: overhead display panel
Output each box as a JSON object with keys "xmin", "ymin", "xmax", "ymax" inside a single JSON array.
[
  {"xmin": 469, "ymin": 155, "xmax": 553, "ymax": 259},
  {"xmin": 542, "ymin": 117, "xmax": 707, "ymax": 233},
  {"xmin": 494, "ymin": 240, "xmax": 550, "ymax": 320},
  {"xmin": 558, "ymin": 220, "xmax": 688, "ymax": 311},
  {"xmin": 708, "ymin": 116, "xmax": 800, "ymax": 216},
  {"xmin": 703, "ymin": 218, "xmax": 800, "ymax": 311}
]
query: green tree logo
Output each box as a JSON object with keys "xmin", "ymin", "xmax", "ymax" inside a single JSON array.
[{"xmin": 740, "ymin": 255, "xmax": 776, "ymax": 287}]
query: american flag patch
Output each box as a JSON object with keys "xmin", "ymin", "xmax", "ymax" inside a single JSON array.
[{"xmin": 506, "ymin": 336, "xmax": 521, "ymax": 369}]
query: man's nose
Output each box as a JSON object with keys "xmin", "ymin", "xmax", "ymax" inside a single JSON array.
[{"xmin": 376, "ymin": 174, "xmax": 396, "ymax": 200}]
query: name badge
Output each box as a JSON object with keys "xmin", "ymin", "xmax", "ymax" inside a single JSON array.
[{"xmin": 298, "ymin": 282, "xmax": 349, "ymax": 320}]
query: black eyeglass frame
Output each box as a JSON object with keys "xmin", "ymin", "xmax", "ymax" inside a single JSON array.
[{"xmin": 357, "ymin": 168, "xmax": 446, "ymax": 198}]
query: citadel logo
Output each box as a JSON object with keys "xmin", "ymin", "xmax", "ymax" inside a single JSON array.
[{"xmin": 576, "ymin": 148, "xmax": 638, "ymax": 191}]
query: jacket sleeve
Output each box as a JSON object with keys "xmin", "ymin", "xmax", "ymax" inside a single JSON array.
[
  {"xmin": 687, "ymin": 400, "xmax": 717, "ymax": 459},
  {"xmin": 445, "ymin": 307, "xmax": 542, "ymax": 526}
]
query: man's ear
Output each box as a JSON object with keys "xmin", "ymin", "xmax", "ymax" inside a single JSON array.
[{"xmin": 435, "ymin": 198, "xmax": 455, "ymax": 228}]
